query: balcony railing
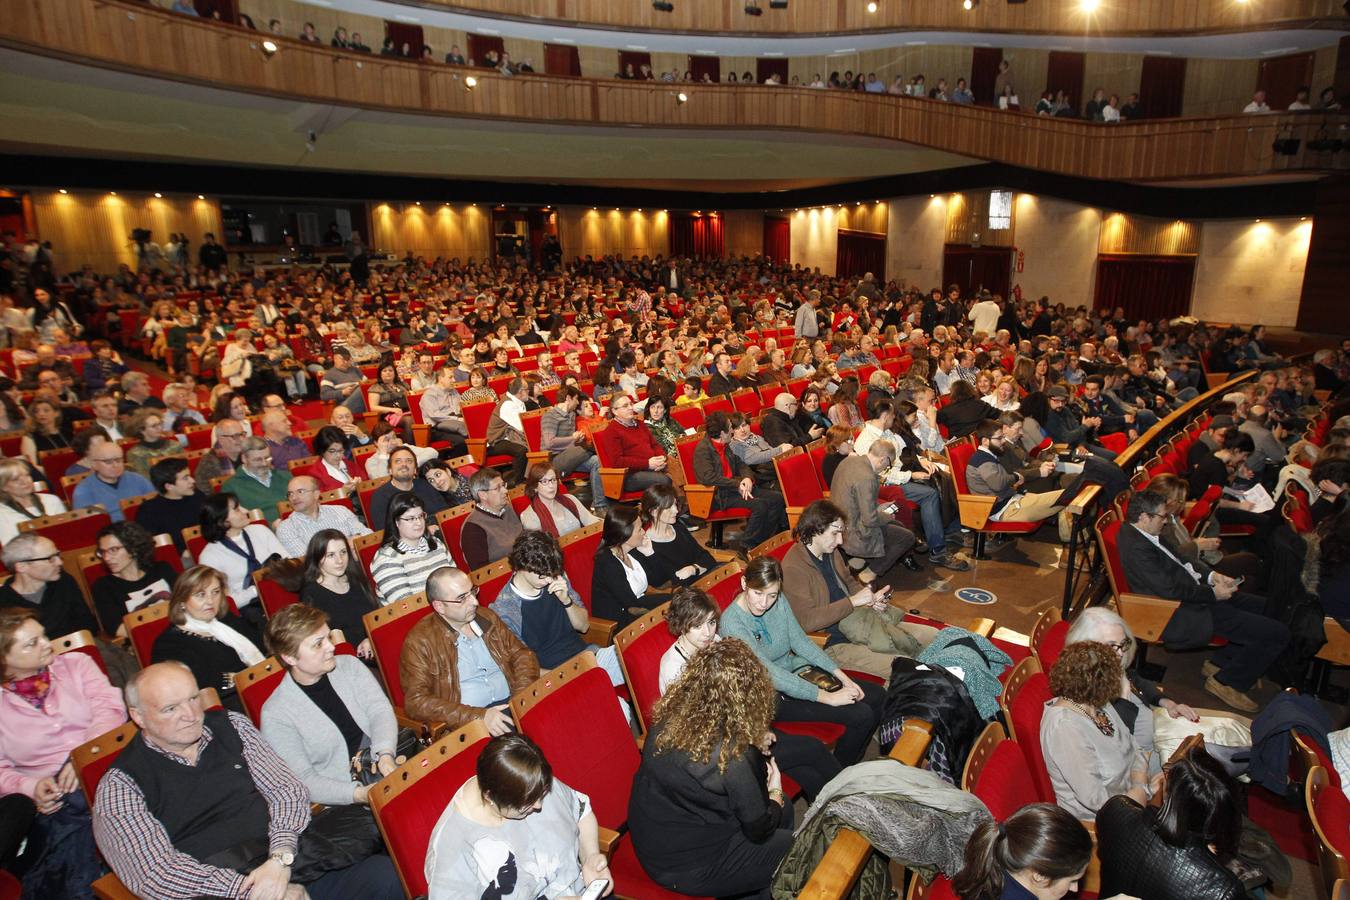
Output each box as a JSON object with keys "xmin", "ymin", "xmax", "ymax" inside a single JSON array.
[{"xmin": 5, "ymin": 0, "xmax": 1348, "ymax": 183}]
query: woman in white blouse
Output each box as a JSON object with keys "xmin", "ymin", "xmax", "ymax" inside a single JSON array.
[
  {"xmin": 0, "ymin": 458, "xmax": 66, "ymax": 546},
  {"xmin": 982, "ymin": 375, "xmax": 1022, "ymax": 412},
  {"xmin": 195, "ymin": 492, "xmax": 286, "ymax": 612}
]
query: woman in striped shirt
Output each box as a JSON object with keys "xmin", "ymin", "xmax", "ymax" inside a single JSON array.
[{"xmin": 369, "ymin": 493, "xmax": 457, "ymax": 604}]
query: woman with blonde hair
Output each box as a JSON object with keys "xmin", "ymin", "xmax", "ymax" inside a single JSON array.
[
  {"xmin": 628, "ymin": 638, "xmax": 795, "ymax": 897},
  {"xmin": 0, "ymin": 457, "xmax": 66, "ymax": 545},
  {"xmin": 734, "ymin": 347, "xmax": 764, "ymax": 386},
  {"xmin": 984, "ymin": 375, "xmax": 1021, "ymax": 412},
  {"xmin": 149, "ymin": 565, "xmax": 264, "ymax": 709}
]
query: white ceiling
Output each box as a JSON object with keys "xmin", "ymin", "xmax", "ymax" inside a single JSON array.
[{"xmin": 297, "ymin": 0, "xmax": 1347, "ymax": 58}]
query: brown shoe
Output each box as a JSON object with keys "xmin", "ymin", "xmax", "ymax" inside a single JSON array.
[
  {"xmin": 1202, "ymin": 660, "xmax": 1219, "ymax": 678},
  {"xmin": 1204, "ymin": 675, "xmax": 1259, "ymax": 713}
]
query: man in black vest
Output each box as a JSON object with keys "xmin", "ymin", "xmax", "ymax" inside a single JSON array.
[{"xmin": 93, "ymin": 662, "xmax": 401, "ymax": 899}]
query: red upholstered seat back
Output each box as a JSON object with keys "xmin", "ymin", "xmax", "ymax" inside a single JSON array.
[
  {"xmin": 561, "ymin": 524, "xmax": 604, "ymax": 612},
  {"xmin": 1036, "ymin": 620, "xmax": 1070, "ymax": 672},
  {"xmin": 253, "ymin": 571, "xmax": 300, "ymax": 617},
  {"xmin": 1097, "ymin": 513, "xmax": 1132, "ymax": 595},
  {"xmin": 1008, "ymin": 671, "xmax": 1055, "ymax": 802},
  {"xmin": 1313, "ymin": 771, "xmax": 1350, "ymax": 860},
  {"xmin": 669, "ymin": 403, "xmax": 705, "ymax": 431},
  {"xmin": 516, "ymin": 658, "xmax": 641, "ymax": 830},
  {"xmin": 948, "ymin": 440, "xmax": 976, "ymax": 493},
  {"xmin": 676, "ymin": 435, "xmax": 702, "ymax": 486},
  {"xmin": 365, "ymin": 597, "xmax": 433, "ymax": 708},
  {"xmin": 435, "ymin": 503, "xmax": 475, "ymax": 570},
  {"xmin": 971, "ymin": 738, "xmax": 1045, "ymax": 820},
  {"xmin": 700, "ymin": 563, "xmax": 745, "ymax": 611},
  {"xmin": 614, "ymin": 605, "xmax": 676, "ymax": 731},
  {"xmin": 461, "ymin": 400, "xmax": 496, "ymax": 439},
  {"xmin": 238, "ymin": 662, "xmax": 285, "ymax": 728},
  {"xmin": 776, "ymin": 451, "xmax": 824, "ymax": 510},
  {"xmin": 125, "ymin": 603, "xmax": 171, "ymax": 668}
]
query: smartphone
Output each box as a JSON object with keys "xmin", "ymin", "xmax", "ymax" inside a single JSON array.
[{"xmin": 579, "ymin": 879, "xmax": 609, "ymax": 900}]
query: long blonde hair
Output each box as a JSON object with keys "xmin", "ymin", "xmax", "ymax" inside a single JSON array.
[{"xmin": 652, "ymin": 638, "xmax": 776, "ymax": 773}]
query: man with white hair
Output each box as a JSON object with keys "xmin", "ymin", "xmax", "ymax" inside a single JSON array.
[
  {"xmin": 118, "ymin": 371, "xmax": 165, "ymax": 416},
  {"xmin": 161, "ymin": 382, "xmax": 205, "ymax": 432},
  {"xmin": 260, "ymin": 410, "xmax": 308, "ymax": 473}
]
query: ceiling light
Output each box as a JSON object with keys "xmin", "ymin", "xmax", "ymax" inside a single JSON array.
[
  {"xmin": 108, "ymin": 191, "xmax": 116, "ymax": 196},
  {"xmin": 58, "ymin": 189, "xmax": 67, "ymax": 194},
  {"xmin": 652, "ymin": 0, "xmax": 674, "ymax": 10},
  {"xmin": 261, "ymin": 39, "xmax": 278, "ymax": 57},
  {"xmin": 1080, "ymin": 0, "xmax": 1099, "ymax": 10},
  {"xmin": 154, "ymin": 192, "xmax": 162, "ymax": 198},
  {"xmin": 197, "ymin": 194, "xmax": 205, "ymax": 200},
  {"xmin": 415, "ymin": 201, "xmax": 421, "ymax": 206},
  {"xmin": 866, "ymin": 0, "xmax": 878, "ymax": 11}
]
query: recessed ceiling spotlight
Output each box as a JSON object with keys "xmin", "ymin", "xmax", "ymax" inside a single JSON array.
[{"xmin": 154, "ymin": 192, "xmax": 163, "ymax": 198}]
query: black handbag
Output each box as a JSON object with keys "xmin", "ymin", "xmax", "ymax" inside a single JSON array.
[{"xmin": 350, "ymin": 727, "xmax": 424, "ymax": 786}]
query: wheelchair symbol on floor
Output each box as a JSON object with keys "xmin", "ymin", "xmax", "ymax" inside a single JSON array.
[{"xmin": 955, "ymin": 587, "xmax": 997, "ymax": 605}]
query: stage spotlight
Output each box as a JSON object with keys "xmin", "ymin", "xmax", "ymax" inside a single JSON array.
[
  {"xmin": 675, "ymin": 91, "xmax": 688, "ymax": 103},
  {"xmin": 866, "ymin": 1, "xmax": 878, "ymax": 10},
  {"xmin": 261, "ymin": 39, "xmax": 278, "ymax": 57},
  {"xmin": 464, "ymin": 75, "xmax": 478, "ymax": 90},
  {"xmin": 652, "ymin": 1, "xmax": 674, "ymax": 11},
  {"xmin": 769, "ymin": 0, "xmax": 788, "ymax": 8},
  {"xmin": 963, "ymin": 0, "xmax": 978, "ymax": 10},
  {"xmin": 745, "ymin": 2, "xmax": 763, "ymax": 14},
  {"xmin": 1081, "ymin": 0, "xmax": 1099, "ymax": 11}
]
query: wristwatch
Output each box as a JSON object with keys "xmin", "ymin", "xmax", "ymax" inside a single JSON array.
[{"xmin": 270, "ymin": 850, "xmax": 295, "ymax": 868}]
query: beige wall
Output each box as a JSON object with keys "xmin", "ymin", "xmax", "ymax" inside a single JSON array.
[
  {"xmin": 32, "ymin": 190, "xmax": 222, "ymax": 272},
  {"xmin": 1012, "ymin": 194, "xmax": 1102, "ymax": 308},
  {"xmin": 1192, "ymin": 218, "xmax": 1312, "ymax": 327},
  {"xmin": 556, "ymin": 207, "xmax": 669, "ymax": 259},
  {"xmin": 370, "ymin": 202, "xmax": 492, "ymax": 260},
  {"xmin": 790, "ymin": 207, "xmax": 840, "ymax": 276},
  {"xmin": 885, "ymin": 195, "xmax": 946, "ymax": 292},
  {"xmin": 724, "ymin": 210, "xmax": 764, "ymax": 259}
]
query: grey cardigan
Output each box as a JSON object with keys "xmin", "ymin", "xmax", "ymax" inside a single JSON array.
[{"xmin": 260, "ymin": 655, "xmax": 398, "ymax": 805}]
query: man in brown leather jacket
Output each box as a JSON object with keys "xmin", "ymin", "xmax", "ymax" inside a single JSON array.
[{"xmin": 399, "ymin": 566, "xmax": 539, "ymax": 735}]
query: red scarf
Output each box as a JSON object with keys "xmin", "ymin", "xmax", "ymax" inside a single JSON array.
[
  {"xmin": 3, "ymin": 667, "xmax": 52, "ymax": 710},
  {"xmin": 529, "ymin": 494, "xmax": 583, "ymax": 537}
]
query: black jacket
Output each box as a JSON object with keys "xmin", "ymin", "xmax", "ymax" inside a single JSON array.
[
  {"xmin": 761, "ymin": 409, "xmax": 811, "ymax": 448},
  {"xmin": 1117, "ymin": 522, "xmax": 1216, "ymax": 649},
  {"xmin": 707, "ymin": 371, "xmax": 742, "ymax": 397},
  {"xmin": 1096, "ymin": 796, "xmax": 1245, "ymax": 900},
  {"xmin": 0, "ymin": 571, "xmax": 98, "ymax": 640}
]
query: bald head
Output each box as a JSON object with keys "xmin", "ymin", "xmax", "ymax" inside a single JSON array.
[
  {"xmin": 426, "ymin": 566, "xmax": 478, "ymax": 629},
  {"xmin": 773, "ymin": 393, "xmax": 797, "ymax": 415},
  {"xmin": 261, "ymin": 409, "xmax": 290, "ymax": 439}
]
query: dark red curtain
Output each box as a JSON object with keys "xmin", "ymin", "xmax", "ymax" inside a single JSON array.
[
  {"xmin": 1047, "ymin": 51, "xmax": 1086, "ymax": 114},
  {"xmin": 942, "ymin": 246, "xmax": 1011, "ymax": 299},
  {"xmin": 467, "ymin": 35, "xmax": 504, "ymax": 66},
  {"xmin": 384, "ymin": 22, "xmax": 424, "ymax": 56},
  {"xmin": 836, "ymin": 231, "xmax": 886, "ymax": 280},
  {"xmin": 763, "ymin": 218, "xmax": 789, "ymax": 262},
  {"xmin": 617, "ymin": 51, "xmax": 652, "ymax": 78},
  {"xmin": 688, "ymin": 55, "xmax": 720, "ymax": 83},
  {"xmin": 670, "ymin": 213, "xmax": 724, "ymax": 258},
  {"xmin": 1138, "ymin": 56, "xmax": 1187, "ymax": 119},
  {"xmin": 755, "ymin": 59, "xmax": 789, "ymax": 85},
  {"xmin": 1258, "ymin": 52, "xmax": 1315, "ymax": 110},
  {"xmin": 970, "ymin": 48, "xmax": 1002, "ymax": 106},
  {"xmin": 1093, "ymin": 255, "xmax": 1196, "ymax": 321},
  {"xmin": 544, "ymin": 44, "xmax": 581, "ymax": 77}
]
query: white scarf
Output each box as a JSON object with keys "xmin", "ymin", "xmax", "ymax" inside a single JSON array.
[{"xmin": 181, "ymin": 615, "xmax": 264, "ymax": 667}]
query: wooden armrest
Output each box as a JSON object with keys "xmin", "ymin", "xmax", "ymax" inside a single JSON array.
[
  {"xmin": 787, "ymin": 505, "xmax": 806, "ymax": 530},
  {"xmin": 465, "ymin": 437, "xmax": 487, "ymax": 465},
  {"xmin": 394, "ymin": 712, "xmax": 448, "ymax": 743},
  {"xmin": 966, "ymin": 617, "xmax": 995, "ymax": 638},
  {"xmin": 1079, "ymin": 818, "xmax": 1101, "ymax": 895},
  {"xmin": 598, "ymin": 467, "xmax": 629, "ymax": 501},
  {"xmin": 887, "ymin": 719, "xmax": 933, "ymax": 765},
  {"xmin": 991, "ymin": 626, "xmax": 1031, "ymax": 647},
  {"xmin": 411, "ymin": 423, "xmax": 430, "ymax": 447},
  {"xmin": 1318, "ymin": 617, "xmax": 1350, "ymax": 666},
  {"xmin": 1065, "ymin": 483, "xmax": 1102, "ymax": 515},
  {"xmin": 526, "ymin": 450, "xmax": 550, "ymax": 466},
  {"xmin": 585, "ymin": 617, "xmax": 618, "ymax": 647},
  {"xmin": 808, "ymin": 632, "xmax": 828, "ymax": 648},
  {"xmin": 93, "ymin": 874, "xmax": 138, "ymax": 900},
  {"xmin": 1114, "ymin": 592, "xmax": 1179, "ymax": 643},
  {"xmin": 956, "ymin": 493, "xmax": 997, "ymax": 530},
  {"xmin": 683, "ymin": 484, "xmax": 716, "ymax": 520},
  {"xmin": 708, "ymin": 548, "xmax": 740, "ymax": 564},
  {"xmin": 597, "ymin": 826, "xmax": 621, "ymax": 855}
]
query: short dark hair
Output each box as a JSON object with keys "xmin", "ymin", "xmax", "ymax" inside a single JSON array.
[
  {"xmin": 867, "ymin": 396, "xmax": 895, "ymax": 420},
  {"xmin": 638, "ymin": 482, "xmax": 679, "ymax": 526},
  {"xmin": 199, "ymin": 492, "xmax": 238, "ymax": 543},
  {"xmin": 150, "ymin": 457, "xmax": 191, "ymax": 494},
  {"xmin": 705, "ymin": 410, "xmax": 730, "ymax": 438},
  {"xmin": 1221, "ymin": 431, "xmax": 1254, "ymax": 453},
  {"xmin": 743, "ymin": 555, "xmax": 782, "ymax": 591},
  {"xmin": 975, "ymin": 419, "xmax": 1002, "ymax": 443},
  {"xmin": 72, "ymin": 425, "xmax": 110, "ymax": 459},
  {"xmin": 1126, "ymin": 489, "xmax": 1168, "ymax": 524},
  {"xmin": 794, "ymin": 499, "xmax": 846, "ymax": 545},
  {"xmin": 665, "ymin": 587, "xmax": 719, "ymax": 638},
  {"xmin": 96, "ymin": 521, "xmax": 157, "ymax": 571},
  {"xmin": 476, "ymin": 733, "xmax": 553, "ymax": 817},
  {"xmin": 312, "ymin": 425, "xmax": 346, "ymax": 455},
  {"xmin": 508, "ymin": 529, "xmax": 563, "ymax": 577}
]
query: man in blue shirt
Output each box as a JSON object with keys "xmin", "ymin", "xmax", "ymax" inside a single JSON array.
[{"xmin": 71, "ymin": 443, "xmax": 154, "ymax": 522}]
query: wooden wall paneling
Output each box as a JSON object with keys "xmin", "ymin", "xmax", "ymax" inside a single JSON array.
[
  {"xmin": 556, "ymin": 207, "xmax": 669, "ymax": 259},
  {"xmin": 1257, "ymin": 51, "xmax": 1315, "ymax": 110},
  {"xmin": 370, "ymin": 202, "xmax": 492, "ymax": 260},
  {"xmin": 944, "ymin": 192, "xmax": 1015, "ymax": 247},
  {"xmin": 1083, "ymin": 52, "xmax": 1145, "ymax": 110},
  {"xmin": 1181, "ymin": 58, "xmax": 1259, "ymax": 117},
  {"xmin": 1098, "ymin": 212, "xmax": 1199, "ymax": 255},
  {"xmin": 1311, "ymin": 44, "xmax": 1339, "ymax": 106},
  {"xmin": 722, "ymin": 210, "xmax": 763, "ymax": 258},
  {"xmin": 31, "ymin": 191, "xmax": 223, "ymax": 272},
  {"xmin": 1297, "ymin": 174, "xmax": 1350, "ymax": 334}
]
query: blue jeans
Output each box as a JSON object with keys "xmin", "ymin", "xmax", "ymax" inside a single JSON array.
[
  {"xmin": 554, "ymin": 447, "xmax": 607, "ymax": 510},
  {"xmin": 900, "ymin": 480, "xmax": 958, "ymax": 555}
]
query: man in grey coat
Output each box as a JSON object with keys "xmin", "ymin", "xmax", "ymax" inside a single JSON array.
[{"xmin": 829, "ymin": 439, "xmax": 915, "ymax": 581}]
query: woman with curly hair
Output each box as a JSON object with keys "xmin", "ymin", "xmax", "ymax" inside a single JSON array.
[
  {"xmin": 90, "ymin": 521, "xmax": 177, "ymax": 637},
  {"xmin": 628, "ymin": 637, "xmax": 795, "ymax": 898},
  {"xmin": 1040, "ymin": 640, "xmax": 1157, "ymax": 819}
]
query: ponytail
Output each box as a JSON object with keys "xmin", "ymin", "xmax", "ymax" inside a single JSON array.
[{"xmin": 951, "ymin": 804, "xmax": 1092, "ymax": 900}]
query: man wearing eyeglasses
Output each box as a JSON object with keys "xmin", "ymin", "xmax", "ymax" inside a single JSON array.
[
  {"xmin": 0, "ymin": 533, "xmax": 97, "ymax": 639},
  {"xmin": 761, "ymin": 392, "xmax": 821, "ymax": 448},
  {"xmin": 275, "ymin": 476, "xmax": 370, "ymax": 557},
  {"xmin": 401, "ymin": 566, "xmax": 538, "ymax": 737},
  {"xmin": 194, "ymin": 421, "xmax": 248, "ymax": 493},
  {"xmin": 222, "ymin": 437, "xmax": 290, "ymax": 524},
  {"xmin": 71, "ymin": 443, "xmax": 155, "ymax": 523}
]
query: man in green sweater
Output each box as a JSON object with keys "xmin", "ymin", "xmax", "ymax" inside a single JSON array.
[{"xmin": 222, "ymin": 437, "xmax": 290, "ymax": 522}]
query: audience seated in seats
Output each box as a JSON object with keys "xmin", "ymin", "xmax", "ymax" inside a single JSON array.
[
  {"xmin": 275, "ymin": 474, "xmax": 370, "ymax": 557},
  {"xmin": 638, "ymin": 482, "xmax": 716, "ymax": 589},
  {"xmin": 197, "ymin": 493, "xmax": 285, "ymax": 613},
  {"xmin": 138, "ymin": 457, "xmax": 206, "ymax": 555},
  {"xmin": 0, "ymin": 457, "xmax": 67, "ymax": 546},
  {"xmin": 125, "ymin": 408, "xmax": 186, "ymax": 480},
  {"xmin": 71, "ymin": 440, "xmax": 155, "ymax": 523},
  {"xmin": 1041, "ymin": 640, "xmax": 1159, "ymax": 819},
  {"xmin": 425, "ymin": 732, "xmax": 611, "ymax": 900},
  {"xmin": 591, "ymin": 504, "xmax": 664, "ymax": 629},
  {"xmin": 328, "ymin": 405, "xmax": 371, "ymax": 450},
  {"xmin": 966, "ymin": 420, "xmax": 1067, "ymax": 524},
  {"xmin": 485, "ymin": 377, "xmax": 532, "ymax": 487},
  {"xmin": 0, "ymin": 607, "xmax": 126, "ymax": 899},
  {"xmin": 320, "ymin": 347, "xmax": 368, "ymax": 415},
  {"xmin": 151, "ymin": 565, "xmax": 264, "ymax": 710},
  {"xmin": 762, "ymin": 391, "xmax": 822, "ymax": 447},
  {"xmin": 1308, "ymin": 457, "xmax": 1350, "ymax": 526},
  {"xmin": 827, "ymin": 376, "xmax": 864, "ymax": 428},
  {"xmin": 260, "ymin": 604, "xmax": 399, "ymax": 806},
  {"xmin": 366, "ymin": 364, "xmax": 415, "ymax": 444},
  {"xmin": 857, "ymin": 398, "xmax": 971, "ymax": 570},
  {"xmin": 418, "ymin": 364, "xmax": 469, "ymax": 457},
  {"xmin": 194, "ymin": 420, "xmax": 247, "ymax": 493},
  {"xmin": 721, "ymin": 556, "xmax": 884, "ymax": 766},
  {"xmin": 259, "ymin": 409, "xmax": 309, "ymax": 474},
  {"xmin": 727, "ymin": 411, "xmax": 791, "ymax": 489},
  {"xmin": 93, "ymin": 661, "xmax": 403, "ymax": 899},
  {"xmin": 830, "ymin": 437, "xmax": 917, "ymax": 581},
  {"xmin": 1043, "ymin": 385, "xmax": 1117, "ymax": 460},
  {"xmin": 308, "ymin": 425, "xmax": 367, "ymax": 496},
  {"xmin": 630, "ymin": 638, "xmax": 802, "ymax": 897},
  {"xmin": 820, "ymin": 422, "xmax": 856, "ymax": 488},
  {"xmin": 1078, "ymin": 375, "xmax": 1138, "ymax": 441},
  {"xmin": 0, "ymin": 533, "xmax": 98, "ymax": 640},
  {"xmin": 540, "ymin": 385, "xmax": 608, "ymax": 512},
  {"xmin": 363, "ymin": 422, "xmax": 437, "ymax": 480},
  {"xmin": 1117, "ymin": 490, "xmax": 1287, "ymax": 712},
  {"xmin": 1096, "ymin": 740, "xmax": 1247, "ymax": 900},
  {"xmin": 221, "ymin": 437, "xmax": 289, "ymax": 524},
  {"xmin": 91, "ymin": 522, "xmax": 178, "ymax": 638},
  {"xmin": 601, "ymin": 392, "xmax": 676, "ymax": 494},
  {"xmin": 369, "ymin": 493, "xmax": 456, "ymax": 605},
  {"xmin": 461, "ymin": 468, "xmax": 526, "ymax": 571},
  {"xmin": 297, "ymin": 529, "xmax": 379, "ymax": 657},
  {"xmin": 368, "ymin": 446, "xmax": 449, "ymax": 534},
  {"xmin": 1144, "ymin": 473, "xmax": 1264, "ymax": 587},
  {"xmin": 520, "ymin": 459, "xmax": 598, "ymax": 538},
  {"xmin": 707, "ymin": 351, "xmax": 743, "ymax": 397},
  {"xmin": 937, "ymin": 379, "xmax": 1000, "ymax": 439},
  {"xmin": 1186, "ymin": 428, "xmax": 1275, "ymax": 543},
  {"xmin": 951, "ymin": 803, "xmax": 1094, "ymax": 900},
  {"xmin": 64, "ymin": 426, "xmax": 110, "ymax": 478},
  {"xmin": 694, "ymin": 411, "xmax": 789, "ymax": 556},
  {"xmin": 781, "ymin": 499, "xmax": 939, "ymax": 679},
  {"xmin": 493, "ymin": 531, "xmax": 631, "ymax": 693},
  {"xmin": 643, "ymin": 393, "xmax": 690, "ymax": 457},
  {"xmin": 401, "ymin": 565, "xmax": 538, "ymax": 734},
  {"xmin": 1065, "ymin": 607, "xmax": 1252, "ymax": 770}
]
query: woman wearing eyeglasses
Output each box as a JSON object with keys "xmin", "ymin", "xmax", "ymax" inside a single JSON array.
[
  {"xmin": 307, "ymin": 425, "xmax": 368, "ymax": 496},
  {"xmin": 90, "ymin": 522, "xmax": 177, "ymax": 639},
  {"xmin": 519, "ymin": 461, "xmax": 597, "ymax": 539},
  {"xmin": 369, "ymin": 493, "xmax": 457, "ymax": 605}
]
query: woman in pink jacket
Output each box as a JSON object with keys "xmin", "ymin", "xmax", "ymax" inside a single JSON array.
[{"xmin": 0, "ymin": 607, "xmax": 126, "ymax": 898}]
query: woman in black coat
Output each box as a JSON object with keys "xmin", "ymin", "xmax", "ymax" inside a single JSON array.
[
  {"xmin": 936, "ymin": 379, "xmax": 1000, "ymax": 438},
  {"xmin": 591, "ymin": 505, "xmax": 666, "ymax": 627},
  {"xmin": 150, "ymin": 565, "xmax": 264, "ymax": 711}
]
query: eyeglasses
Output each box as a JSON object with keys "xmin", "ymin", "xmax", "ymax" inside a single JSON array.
[
  {"xmin": 91, "ymin": 457, "xmax": 125, "ymax": 465},
  {"xmin": 16, "ymin": 553, "xmax": 60, "ymax": 563},
  {"xmin": 218, "ymin": 431, "xmax": 245, "ymax": 439},
  {"xmin": 95, "ymin": 545, "xmax": 127, "ymax": 559},
  {"xmin": 441, "ymin": 586, "xmax": 480, "ymax": 604},
  {"xmin": 1105, "ymin": 639, "xmax": 1132, "ymax": 653},
  {"xmin": 398, "ymin": 513, "xmax": 427, "ymax": 524},
  {"xmin": 535, "ymin": 477, "xmax": 557, "ymax": 486}
]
